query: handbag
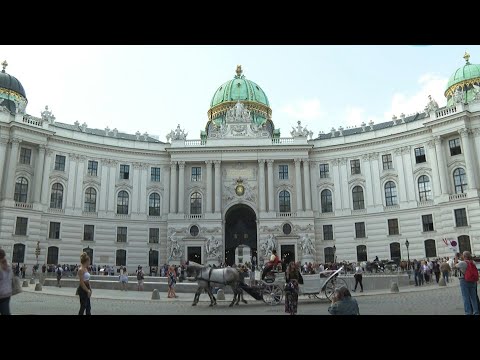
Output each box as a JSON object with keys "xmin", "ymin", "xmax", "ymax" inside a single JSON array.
[{"xmin": 11, "ymin": 275, "xmax": 22, "ymax": 296}]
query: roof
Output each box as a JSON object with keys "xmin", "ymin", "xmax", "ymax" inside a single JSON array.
[
  {"xmin": 53, "ymin": 122, "xmax": 164, "ymax": 143},
  {"xmin": 314, "ymin": 112, "xmax": 428, "ymax": 140},
  {"xmin": 0, "ymin": 70, "xmax": 26, "ymax": 98}
]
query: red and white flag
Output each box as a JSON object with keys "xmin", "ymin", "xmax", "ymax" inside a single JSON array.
[{"xmin": 442, "ymin": 238, "xmax": 459, "ymax": 253}]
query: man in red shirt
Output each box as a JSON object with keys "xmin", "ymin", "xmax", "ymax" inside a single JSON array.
[{"xmin": 261, "ymin": 249, "xmax": 281, "ymax": 280}]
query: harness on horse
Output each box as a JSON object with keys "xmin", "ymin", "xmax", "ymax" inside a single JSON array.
[{"xmin": 196, "ymin": 267, "xmax": 224, "ymax": 287}]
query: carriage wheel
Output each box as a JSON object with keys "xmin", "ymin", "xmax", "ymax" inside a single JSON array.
[
  {"xmin": 262, "ymin": 284, "xmax": 283, "ymax": 306},
  {"xmin": 324, "ymin": 277, "xmax": 348, "ymax": 300}
]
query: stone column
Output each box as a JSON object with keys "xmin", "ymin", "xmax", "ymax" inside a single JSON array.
[
  {"xmin": 33, "ymin": 145, "xmax": 46, "ymax": 203},
  {"xmin": 98, "ymin": 160, "xmax": 109, "ymax": 212},
  {"xmin": 132, "ymin": 163, "xmax": 141, "ymax": 214},
  {"xmin": 0, "ymin": 139, "xmax": 7, "ymax": 198},
  {"xmin": 339, "ymin": 158, "xmax": 349, "ymax": 209},
  {"xmin": 214, "ymin": 161, "xmax": 221, "ymax": 213},
  {"xmin": 434, "ymin": 136, "xmax": 449, "ymax": 195},
  {"xmin": 427, "ymin": 140, "xmax": 441, "ymax": 198},
  {"xmin": 5, "ymin": 138, "xmax": 20, "ymax": 200},
  {"xmin": 267, "ymin": 160, "xmax": 274, "ymax": 212},
  {"xmin": 163, "ymin": 166, "xmax": 170, "ymax": 215},
  {"xmin": 40, "ymin": 149, "xmax": 53, "ymax": 205},
  {"xmin": 401, "ymin": 146, "xmax": 415, "ymax": 202},
  {"xmin": 294, "ymin": 159, "xmax": 303, "ymax": 212},
  {"xmin": 66, "ymin": 154, "xmax": 78, "ymax": 209},
  {"xmin": 309, "ymin": 161, "xmax": 319, "ymax": 212},
  {"xmin": 206, "ymin": 160, "xmax": 213, "ymax": 213},
  {"xmin": 258, "ymin": 160, "xmax": 266, "ymax": 212},
  {"xmin": 370, "ymin": 154, "xmax": 382, "ymax": 206},
  {"xmin": 303, "ymin": 159, "xmax": 312, "ymax": 210},
  {"xmin": 107, "ymin": 161, "xmax": 117, "ymax": 212},
  {"xmin": 178, "ymin": 161, "xmax": 185, "ymax": 214},
  {"xmin": 139, "ymin": 164, "xmax": 148, "ymax": 214},
  {"xmin": 472, "ymin": 128, "xmax": 480, "ymax": 183},
  {"xmin": 362, "ymin": 154, "xmax": 374, "ymax": 207},
  {"xmin": 394, "ymin": 148, "xmax": 407, "ymax": 204},
  {"xmin": 74, "ymin": 156, "xmax": 86, "ymax": 209},
  {"xmin": 170, "ymin": 162, "xmax": 177, "ymax": 213},
  {"xmin": 332, "ymin": 159, "xmax": 342, "ymax": 212},
  {"xmin": 459, "ymin": 128, "xmax": 477, "ymax": 190}
]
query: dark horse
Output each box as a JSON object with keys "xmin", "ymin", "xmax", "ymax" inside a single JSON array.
[{"xmin": 185, "ymin": 262, "xmax": 245, "ymax": 307}]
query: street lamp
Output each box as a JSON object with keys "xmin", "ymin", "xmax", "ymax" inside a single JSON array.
[
  {"xmin": 333, "ymin": 245, "xmax": 337, "ymax": 263},
  {"xmin": 35, "ymin": 241, "xmax": 40, "ymax": 265},
  {"xmin": 405, "ymin": 239, "xmax": 410, "ymax": 270}
]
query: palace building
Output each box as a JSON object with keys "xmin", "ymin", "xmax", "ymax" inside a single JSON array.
[{"xmin": 1, "ymin": 56, "xmax": 480, "ymax": 272}]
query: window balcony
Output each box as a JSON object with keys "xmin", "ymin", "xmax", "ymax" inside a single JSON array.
[
  {"xmin": 47, "ymin": 208, "xmax": 65, "ymax": 214},
  {"xmin": 15, "ymin": 202, "xmax": 33, "ymax": 209},
  {"xmin": 449, "ymin": 193, "xmax": 467, "ymax": 201},
  {"xmin": 277, "ymin": 212, "xmax": 297, "ymax": 217},
  {"xmin": 185, "ymin": 214, "xmax": 203, "ymax": 219},
  {"xmin": 383, "ymin": 205, "xmax": 400, "ymax": 211}
]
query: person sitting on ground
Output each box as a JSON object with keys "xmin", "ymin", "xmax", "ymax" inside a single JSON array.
[
  {"xmin": 261, "ymin": 249, "xmax": 281, "ymax": 280},
  {"xmin": 328, "ymin": 286, "xmax": 360, "ymax": 315}
]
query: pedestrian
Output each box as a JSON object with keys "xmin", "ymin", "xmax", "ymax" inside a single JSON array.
[
  {"xmin": 77, "ymin": 252, "xmax": 92, "ymax": 315},
  {"xmin": 328, "ymin": 286, "xmax": 360, "ymax": 315},
  {"xmin": 56, "ymin": 264, "xmax": 63, "ymax": 287},
  {"xmin": 352, "ymin": 263, "xmax": 364, "ymax": 292},
  {"xmin": 440, "ymin": 260, "xmax": 451, "ymax": 283},
  {"xmin": 119, "ymin": 267, "xmax": 128, "ymax": 291},
  {"xmin": 21, "ymin": 264, "xmax": 26, "ymax": 279},
  {"xmin": 284, "ymin": 262, "xmax": 303, "ymax": 315},
  {"xmin": 0, "ymin": 249, "xmax": 14, "ymax": 315},
  {"xmin": 454, "ymin": 251, "xmax": 479, "ymax": 315},
  {"xmin": 136, "ymin": 266, "xmax": 144, "ymax": 291},
  {"xmin": 167, "ymin": 265, "xmax": 178, "ymax": 298}
]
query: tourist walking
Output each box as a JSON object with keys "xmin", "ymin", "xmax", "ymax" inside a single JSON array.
[
  {"xmin": 352, "ymin": 263, "xmax": 364, "ymax": 292},
  {"xmin": 77, "ymin": 252, "xmax": 92, "ymax": 315},
  {"xmin": 433, "ymin": 261, "xmax": 441, "ymax": 283},
  {"xmin": 455, "ymin": 251, "xmax": 479, "ymax": 315},
  {"xmin": 328, "ymin": 286, "xmax": 360, "ymax": 315},
  {"xmin": 136, "ymin": 266, "xmax": 145, "ymax": 291},
  {"xmin": 167, "ymin": 265, "xmax": 178, "ymax": 298},
  {"xmin": 440, "ymin": 260, "xmax": 451, "ymax": 283},
  {"xmin": 0, "ymin": 249, "xmax": 14, "ymax": 315},
  {"xmin": 56, "ymin": 264, "xmax": 63, "ymax": 287},
  {"xmin": 119, "ymin": 267, "xmax": 128, "ymax": 291},
  {"xmin": 284, "ymin": 262, "xmax": 303, "ymax": 315}
]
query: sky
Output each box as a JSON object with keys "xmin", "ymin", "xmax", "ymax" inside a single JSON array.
[{"xmin": 2, "ymin": 45, "xmax": 479, "ymax": 141}]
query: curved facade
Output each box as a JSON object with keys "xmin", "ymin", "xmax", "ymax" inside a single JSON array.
[{"xmin": 2, "ymin": 62, "xmax": 480, "ymax": 274}]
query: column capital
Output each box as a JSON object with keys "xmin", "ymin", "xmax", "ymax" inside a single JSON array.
[
  {"xmin": 178, "ymin": 161, "xmax": 185, "ymax": 168},
  {"xmin": 302, "ymin": 158, "xmax": 309, "ymax": 164},
  {"xmin": 133, "ymin": 162, "xmax": 143, "ymax": 169},
  {"xmin": 69, "ymin": 153, "xmax": 80, "ymax": 161},
  {"xmin": 213, "ymin": 160, "xmax": 221, "ymax": 166},
  {"xmin": 427, "ymin": 139, "xmax": 435, "ymax": 149},
  {"xmin": 331, "ymin": 159, "xmax": 339, "ymax": 166},
  {"xmin": 38, "ymin": 144, "xmax": 47, "ymax": 152},
  {"xmin": 433, "ymin": 135, "xmax": 442, "ymax": 145},
  {"xmin": 294, "ymin": 158, "xmax": 302, "ymax": 165},
  {"xmin": 258, "ymin": 159, "xmax": 266, "ymax": 165},
  {"xmin": 400, "ymin": 146, "xmax": 411, "ymax": 155},
  {"xmin": 339, "ymin": 158, "xmax": 347, "ymax": 165},
  {"xmin": 369, "ymin": 152, "xmax": 379, "ymax": 160},
  {"xmin": 309, "ymin": 160, "xmax": 317, "ymax": 169},
  {"xmin": 0, "ymin": 138, "xmax": 9, "ymax": 146},
  {"xmin": 472, "ymin": 128, "xmax": 480, "ymax": 137},
  {"xmin": 394, "ymin": 148, "xmax": 402, "ymax": 156},
  {"xmin": 10, "ymin": 137, "xmax": 21, "ymax": 145},
  {"xmin": 205, "ymin": 160, "xmax": 213, "ymax": 165},
  {"xmin": 361, "ymin": 154, "xmax": 370, "ymax": 161},
  {"xmin": 458, "ymin": 127, "xmax": 470, "ymax": 138},
  {"xmin": 266, "ymin": 159, "xmax": 274, "ymax": 167},
  {"xmin": 170, "ymin": 161, "xmax": 178, "ymax": 168}
]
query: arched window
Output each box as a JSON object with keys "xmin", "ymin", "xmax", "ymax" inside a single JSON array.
[
  {"xmin": 47, "ymin": 246, "xmax": 59, "ymax": 265},
  {"xmin": 418, "ymin": 175, "xmax": 432, "ymax": 201},
  {"xmin": 14, "ymin": 177, "xmax": 28, "ymax": 203},
  {"xmin": 117, "ymin": 191, "xmax": 129, "ymax": 214},
  {"xmin": 352, "ymin": 186, "xmax": 365, "ymax": 210},
  {"xmin": 321, "ymin": 189, "xmax": 333, "ymax": 213},
  {"xmin": 453, "ymin": 168, "xmax": 467, "ymax": 194},
  {"xmin": 50, "ymin": 183, "xmax": 64, "ymax": 209},
  {"xmin": 12, "ymin": 243, "xmax": 25, "ymax": 263},
  {"xmin": 116, "ymin": 249, "xmax": 126, "ymax": 266},
  {"xmin": 356, "ymin": 245, "xmax": 367, "ymax": 262},
  {"xmin": 149, "ymin": 193, "xmax": 161, "ymax": 216},
  {"xmin": 279, "ymin": 190, "xmax": 291, "ymax": 213},
  {"xmin": 389, "ymin": 242, "xmax": 401, "ymax": 263},
  {"xmin": 84, "ymin": 187, "xmax": 97, "ymax": 212},
  {"xmin": 458, "ymin": 235, "xmax": 471, "ymax": 253},
  {"xmin": 190, "ymin": 192, "xmax": 202, "ymax": 214},
  {"xmin": 384, "ymin": 181, "xmax": 398, "ymax": 206},
  {"xmin": 424, "ymin": 239, "xmax": 437, "ymax": 258},
  {"xmin": 83, "ymin": 247, "xmax": 94, "ymax": 262},
  {"xmin": 324, "ymin": 247, "xmax": 334, "ymax": 263}
]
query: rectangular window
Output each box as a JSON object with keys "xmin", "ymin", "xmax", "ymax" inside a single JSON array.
[
  {"xmin": 449, "ymin": 138, "xmax": 462, "ymax": 156},
  {"xmin": 15, "ymin": 217, "xmax": 28, "ymax": 236},
  {"xmin": 279, "ymin": 165, "xmax": 289, "ymax": 180},
  {"xmin": 54, "ymin": 155, "xmax": 66, "ymax": 171},
  {"xmin": 149, "ymin": 228, "xmax": 160, "ymax": 244},
  {"xmin": 388, "ymin": 219, "xmax": 399, "ymax": 235},
  {"xmin": 83, "ymin": 225, "xmax": 95, "ymax": 241},
  {"xmin": 355, "ymin": 222, "xmax": 366, "ymax": 238},
  {"xmin": 319, "ymin": 164, "xmax": 329, "ymax": 178},
  {"xmin": 382, "ymin": 154, "xmax": 393, "ymax": 170},
  {"xmin": 323, "ymin": 225, "xmax": 333, "ymax": 240},
  {"xmin": 87, "ymin": 160, "xmax": 98, "ymax": 176},
  {"xmin": 19, "ymin": 147, "xmax": 31, "ymax": 165},
  {"xmin": 454, "ymin": 208, "xmax": 468, "ymax": 227},
  {"xmin": 49, "ymin": 222, "xmax": 61, "ymax": 239},
  {"xmin": 120, "ymin": 164, "xmax": 130, "ymax": 179},
  {"xmin": 191, "ymin": 167, "xmax": 202, "ymax": 181},
  {"xmin": 350, "ymin": 159, "xmax": 361, "ymax": 175},
  {"xmin": 151, "ymin": 167, "xmax": 161, "ymax": 182},
  {"xmin": 422, "ymin": 214, "xmax": 434, "ymax": 232},
  {"xmin": 414, "ymin": 147, "xmax": 426, "ymax": 164},
  {"xmin": 117, "ymin": 226, "xmax": 127, "ymax": 242}
]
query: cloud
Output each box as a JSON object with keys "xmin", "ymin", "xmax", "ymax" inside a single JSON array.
[
  {"xmin": 344, "ymin": 106, "xmax": 366, "ymax": 127},
  {"xmin": 279, "ymin": 98, "xmax": 325, "ymax": 122},
  {"xmin": 384, "ymin": 73, "xmax": 448, "ymax": 119}
]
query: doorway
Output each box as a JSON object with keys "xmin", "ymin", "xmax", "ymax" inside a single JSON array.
[
  {"xmin": 281, "ymin": 244, "xmax": 295, "ymax": 271},
  {"xmin": 225, "ymin": 204, "xmax": 257, "ymax": 266},
  {"xmin": 187, "ymin": 246, "xmax": 202, "ymax": 264}
]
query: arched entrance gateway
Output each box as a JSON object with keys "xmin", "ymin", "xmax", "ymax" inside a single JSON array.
[{"xmin": 224, "ymin": 204, "xmax": 257, "ymax": 266}]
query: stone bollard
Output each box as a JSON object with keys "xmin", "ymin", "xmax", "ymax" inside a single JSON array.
[
  {"xmin": 35, "ymin": 283, "xmax": 42, "ymax": 291},
  {"xmin": 216, "ymin": 289, "xmax": 225, "ymax": 300},
  {"xmin": 22, "ymin": 280, "xmax": 29, "ymax": 287},
  {"xmin": 29, "ymin": 278, "xmax": 36, "ymax": 285},
  {"xmin": 390, "ymin": 282, "xmax": 399, "ymax": 293},
  {"xmin": 438, "ymin": 277, "xmax": 446, "ymax": 286},
  {"xmin": 151, "ymin": 289, "xmax": 160, "ymax": 300}
]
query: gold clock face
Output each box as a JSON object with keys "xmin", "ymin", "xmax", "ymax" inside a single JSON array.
[{"xmin": 235, "ymin": 184, "xmax": 245, "ymax": 196}]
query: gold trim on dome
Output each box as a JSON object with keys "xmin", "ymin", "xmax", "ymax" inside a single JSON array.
[
  {"xmin": 208, "ymin": 100, "xmax": 272, "ymax": 121},
  {"xmin": 444, "ymin": 77, "xmax": 480, "ymax": 98},
  {"xmin": 0, "ymin": 87, "xmax": 26, "ymax": 101}
]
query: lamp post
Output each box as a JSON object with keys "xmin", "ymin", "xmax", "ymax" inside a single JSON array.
[
  {"xmin": 333, "ymin": 245, "xmax": 337, "ymax": 264},
  {"xmin": 35, "ymin": 241, "xmax": 40, "ymax": 266},
  {"xmin": 405, "ymin": 239, "xmax": 410, "ymax": 271}
]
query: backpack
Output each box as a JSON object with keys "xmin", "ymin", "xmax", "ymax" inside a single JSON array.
[
  {"xmin": 56, "ymin": 268, "xmax": 62, "ymax": 276},
  {"xmin": 464, "ymin": 261, "xmax": 479, "ymax": 282},
  {"xmin": 137, "ymin": 270, "xmax": 144, "ymax": 280}
]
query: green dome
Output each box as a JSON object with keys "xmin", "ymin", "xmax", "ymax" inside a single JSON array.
[
  {"xmin": 446, "ymin": 63, "xmax": 480, "ymax": 89},
  {"xmin": 210, "ymin": 66, "xmax": 269, "ymax": 108},
  {"xmin": 445, "ymin": 53, "xmax": 480, "ymax": 106}
]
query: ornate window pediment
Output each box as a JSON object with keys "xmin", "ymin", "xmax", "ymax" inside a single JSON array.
[
  {"xmin": 413, "ymin": 166, "xmax": 432, "ymax": 176},
  {"xmin": 447, "ymin": 159, "xmax": 465, "ymax": 169},
  {"xmin": 83, "ymin": 178, "xmax": 101, "ymax": 187},
  {"xmin": 348, "ymin": 177, "xmax": 366, "ymax": 186},
  {"xmin": 49, "ymin": 173, "xmax": 68, "ymax": 183}
]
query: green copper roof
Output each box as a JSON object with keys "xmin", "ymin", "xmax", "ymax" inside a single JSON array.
[
  {"xmin": 446, "ymin": 52, "xmax": 480, "ymax": 90},
  {"xmin": 210, "ymin": 66, "xmax": 269, "ymax": 108}
]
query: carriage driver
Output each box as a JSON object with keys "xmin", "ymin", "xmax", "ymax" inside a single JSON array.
[{"xmin": 261, "ymin": 249, "xmax": 281, "ymax": 280}]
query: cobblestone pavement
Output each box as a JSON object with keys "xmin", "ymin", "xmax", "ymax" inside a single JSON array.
[{"xmin": 10, "ymin": 280, "xmax": 467, "ymax": 315}]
